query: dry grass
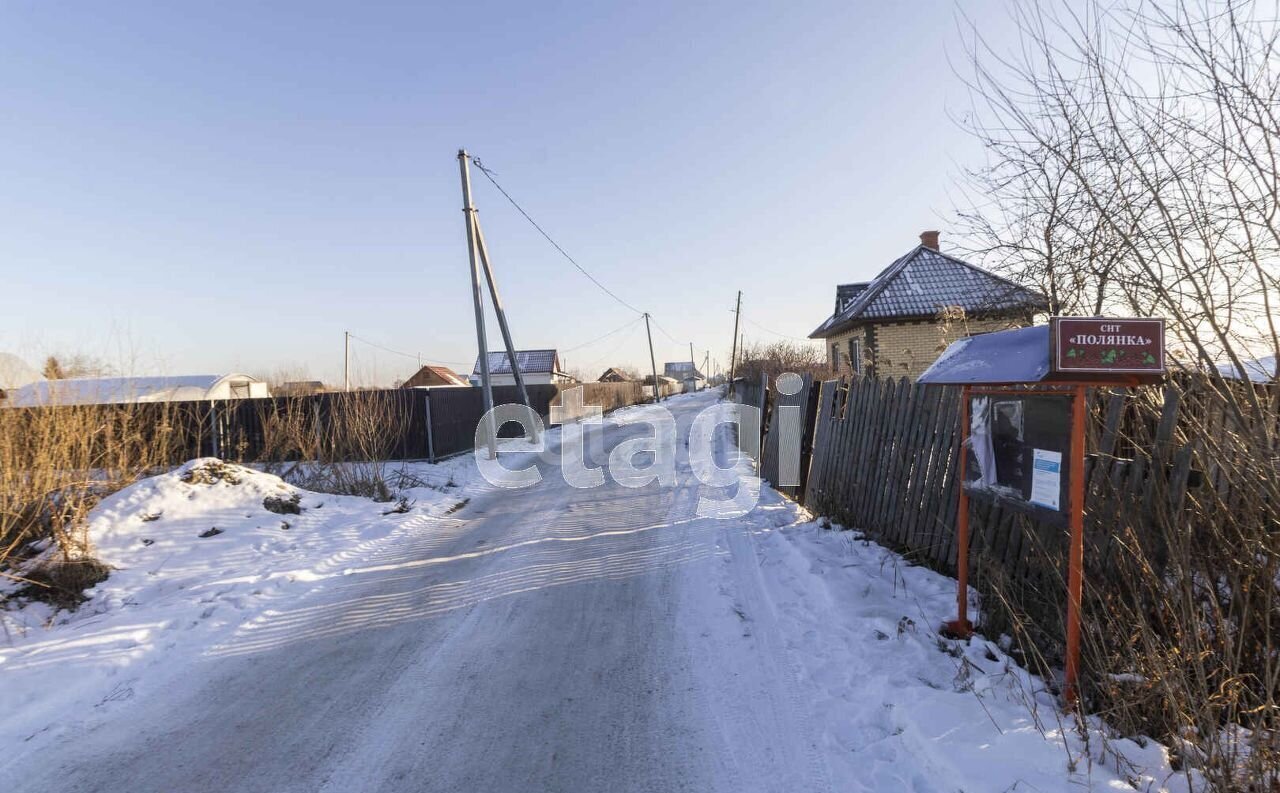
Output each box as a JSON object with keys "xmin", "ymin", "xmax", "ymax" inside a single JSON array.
[
  {"xmin": 976, "ymin": 376, "xmax": 1280, "ymax": 790},
  {"xmin": 0, "ymin": 402, "xmax": 192, "ymax": 602},
  {"xmin": 254, "ymin": 392, "xmax": 408, "ymax": 501}
]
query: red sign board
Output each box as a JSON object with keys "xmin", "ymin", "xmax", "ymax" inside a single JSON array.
[{"xmin": 1050, "ymin": 317, "xmax": 1166, "ymax": 374}]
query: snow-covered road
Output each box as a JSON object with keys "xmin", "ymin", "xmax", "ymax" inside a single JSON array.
[{"xmin": 3, "ymin": 390, "xmax": 1188, "ymax": 792}]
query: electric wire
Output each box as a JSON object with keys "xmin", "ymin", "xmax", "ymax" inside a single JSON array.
[
  {"xmin": 348, "ymin": 333, "xmax": 472, "ymax": 367},
  {"xmin": 471, "ymin": 158, "xmax": 646, "ymax": 317},
  {"xmin": 559, "ymin": 316, "xmax": 645, "ymax": 353}
]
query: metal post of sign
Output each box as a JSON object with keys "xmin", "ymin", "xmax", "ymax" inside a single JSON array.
[{"xmin": 1064, "ymin": 383, "xmax": 1088, "ymax": 706}]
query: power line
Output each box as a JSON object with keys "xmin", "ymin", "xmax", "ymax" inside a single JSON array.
[
  {"xmin": 347, "ymin": 333, "xmax": 472, "ymax": 367},
  {"xmin": 743, "ymin": 316, "xmax": 813, "ymax": 342},
  {"xmin": 576, "ymin": 321, "xmax": 643, "ymax": 372},
  {"xmin": 471, "ymin": 158, "xmax": 646, "ymax": 316},
  {"xmin": 647, "ymin": 315, "xmax": 683, "ymax": 347},
  {"xmin": 560, "ymin": 316, "xmax": 645, "ymax": 353}
]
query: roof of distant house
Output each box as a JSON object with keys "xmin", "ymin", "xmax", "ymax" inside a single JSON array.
[
  {"xmin": 1217, "ymin": 354, "xmax": 1277, "ymax": 383},
  {"xmin": 473, "ymin": 349, "xmax": 562, "ymax": 376},
  {"xmin": 811, "ymin": 245, "xmax": 1048, "ymax": 339},
  {"xmin": 0, "ymin": 353, "xmax": 44, "ymax": 391},
  {"xmin": 407, "ymin": 365, "xmax": 469, "ymax": 386},
  {"xmin": 3, "ymin": 374, "xmax": 260, "ymax": 407},
  {"xmin": 663, "ymin": 362, "xmax": 704, "ymax": 379}
]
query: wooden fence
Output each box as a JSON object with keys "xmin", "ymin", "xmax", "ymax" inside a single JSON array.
[{"xmin": 748, "ymin": 373, "xmax": 1278, "ymax": 654}]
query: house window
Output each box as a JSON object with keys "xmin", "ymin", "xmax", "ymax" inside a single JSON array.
[{"xmin": 847, "ymin": 339, "xmax": 863, "ymax": 376}]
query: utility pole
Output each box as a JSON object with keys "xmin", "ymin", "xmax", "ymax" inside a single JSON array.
[
  {"xmin": 458, "ymin": 149, "xmax": 497, "ymax": 458},
  {"xmin": 474, "ymin": 222, "xmax": 534, "ymax": 416},
  {"xmin": 644, "ymin": 312, "xmax": 660, "ymax": 403},
  {"xmin": 689, "ymin": 342, "xmax": 698, "ymax": 392},
  {"xmin": 729, "ymin": 290, "xmax": 742, "ymax": 396},
  {"xmin": 344, "ymin": 330, "xmax": 351, "ymax": 392}
]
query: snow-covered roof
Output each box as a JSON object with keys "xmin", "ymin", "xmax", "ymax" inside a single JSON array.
[
  {"xmin": 0, "ymin": 353, "xmax": 44, "ymax": 391},
  {"xmin": 811, "ymin": 246, "xmax": 1048, "ymax": 338},
  {"xmin": 918, "ymin": 326, "xmax": 1053, "ymax": 385},
  {"xmin": 473, "ymin": 349, "xmax": 561, "ymax": 376},
  {"xmin": 3, "ymin": 374, "xmax": 259, "ymax": 407},
  {"xmin": 1217, "ymin": 354, "xmax": 1277, "ymax": 383},
  {"xmin": 664, "ymin": 362, "xmax": 704, "ymax": 379}
]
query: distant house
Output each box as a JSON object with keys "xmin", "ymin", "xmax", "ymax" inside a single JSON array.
[
  {"xmin": 471, "ymin": 349, "xmax": 576, "ymax": 386},
  {"xmin": 598, "ymin": 367, "xmax": 632, "ymax": 383},
  {"xmin": 402, "ymin": 365, "xmax": 469, "ymax": 388},
  {"xmin": 664, "ymin": 361, "xmax": 705, "ymax": 390},
  {"xmin": 276, "ymin": 380, "xmax": 326, "ymax": 397},
  {"xmin": 3, "ymin": 373, "xmax": 269, "ymax": 407},
  {"xmin": 809, "ymin": 231, "xmax": 1048, "ymax": 380}
]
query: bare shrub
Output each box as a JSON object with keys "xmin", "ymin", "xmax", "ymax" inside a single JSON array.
[
  {"xmin": 0, "ymin": 402, "xmax": 190, "ymax": 601},
  {"xmin": 255, "ymin": 392, "xmax": 408, "ymax": 500},
  {"xmin": 735, "ymin": 340, "xmax": 827, "ymax": 384}
]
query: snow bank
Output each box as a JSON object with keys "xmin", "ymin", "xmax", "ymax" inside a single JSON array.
[{"xmin": 0, "ymin": 455, "xmax": 484, "ymax": 749}]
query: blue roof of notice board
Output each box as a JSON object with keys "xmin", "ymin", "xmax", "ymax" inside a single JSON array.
[{"xmin": 917, "ymin": 325, "xmax": 1052, "ymax": 384}]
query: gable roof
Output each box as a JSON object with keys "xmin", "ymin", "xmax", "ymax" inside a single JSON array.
[
  {"xmin": 473, "ymin": 349, "xmax": 561, "ymax": 376},
  {"xmin": 664, "ymin": 361, "xmax": 704, "ymax": 379},
  {"xmin": 407, "ymin": 365, "xmax": 468, "ymax": 386},
  {"xmin": 810, "ymin": 246, "xmax": 1049, "ymax": 339}
]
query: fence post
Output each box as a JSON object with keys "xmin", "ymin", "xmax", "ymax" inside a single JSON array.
[
  {"xmin": 209, "ymin": 401, "xmax": 220, "ymax": 460},
  {"xmin": 423, "ymin": 391, "xmax": 436, "ymax": 462}
]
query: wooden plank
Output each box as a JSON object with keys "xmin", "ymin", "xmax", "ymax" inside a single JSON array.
[
  {"xmin": 873, "ymin": 377, "xmax": 912, "ymax": 536},
  {"xmin": 803, "ymin": 380, "xmax": 836, "ymax": 508},
  {"xmin": 835, "ymin": 378, "xmax": 871, "ymax": 525},
  {"xmin": 860, "ymin": 378, "xmax": 898, "ymax": 531},
  {"xmin": 899, "ymin": 383, "xmax": 943, "ymax": 554},
  {"xmin": 890, "ymin": 381, "xmax": 929, "ymax": 547},
  {"xmin": 922, "ymin": 386, "xmax": 960, "ymax": 567}
]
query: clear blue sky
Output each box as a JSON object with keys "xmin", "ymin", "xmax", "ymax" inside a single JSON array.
[{"xmin": 1, "ymin": 0, "xmax": 1010, "ymax": 385}]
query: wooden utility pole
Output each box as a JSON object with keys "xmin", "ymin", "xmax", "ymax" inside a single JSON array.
[
  {"xmin": 729, "ymin": 290, "xmax": 742, "ymax": 395},
  {"xmin": 458, "ymin": 149, "xmax": 496, "ymax": 458},
  {"xmin": 689, "ymin": 342, "xmax": 698, "ymax": 392},
  {"xmin": 344, "ymin": 331, "xmax": 351, "ymax": 392},
  {"xmin": 644, "ymin": 312, "xmax": 660, "ymax": 403}
]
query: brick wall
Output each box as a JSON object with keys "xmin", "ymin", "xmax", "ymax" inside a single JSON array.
[{"xmin": 871, "ymin": 317, "xmax": 1021, "ymax": 380}]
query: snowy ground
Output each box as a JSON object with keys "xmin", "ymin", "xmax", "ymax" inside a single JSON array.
[{"xmin": 1, "ymin": 389, "xmax": 1192, "ymax": 792}]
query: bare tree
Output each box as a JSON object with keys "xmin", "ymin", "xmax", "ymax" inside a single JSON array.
[{"xmin": 954, "ymin": 0, "xmax": 1280, "ymax": 426}]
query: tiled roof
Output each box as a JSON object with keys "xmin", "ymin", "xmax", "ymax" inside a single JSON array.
[
  {"xmin": 473, "ymin": 349, "xmax": 560, "ymax": 376},
  {"xmin": 810, "ymin": 247, "xmax": 1048, "ymax": 338}
]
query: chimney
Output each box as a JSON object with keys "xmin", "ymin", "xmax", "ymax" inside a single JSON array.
[{"xmin": 919, "ymin": 230, "xmax": 940, "ymax": 250}]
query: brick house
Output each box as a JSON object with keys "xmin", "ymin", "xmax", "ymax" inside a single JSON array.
[{"xmin": 809, "ymin": 232, "xmax": 1048, "ymax": 380}]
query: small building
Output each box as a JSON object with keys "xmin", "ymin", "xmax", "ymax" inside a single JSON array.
[
  {"xmin": 276, "ymin": 380, "xmax": 326, "ymax": 397},
  {"xmin": 598, "ymin": 367, "xmax": 632, "ymax": 383},
  {"xmin": 663, "ymin": 361, "xmax": 705, "ymax": 390},
  {"xmin": 809, "ymin": 231, "xmax": 1048, "ymax": 380},
  {"xmin": 643, "ymin": 374, "xmax": 678, "ymax": 388},
  {"xmin": 2, "ymin": 373, "xmax": 270, "ymax": 407},
  {"xmin": 471, "ymin": 349, "xmax": 576, "ymax": 386},
  {"xmin": 402, "ymin": 365, "xmax": 469, "ymax": 388}
]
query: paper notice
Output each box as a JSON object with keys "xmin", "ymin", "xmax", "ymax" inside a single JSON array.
[{"xmin": 1030, "ymin": 449, "xmax": 1062, "ymax": 510}]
